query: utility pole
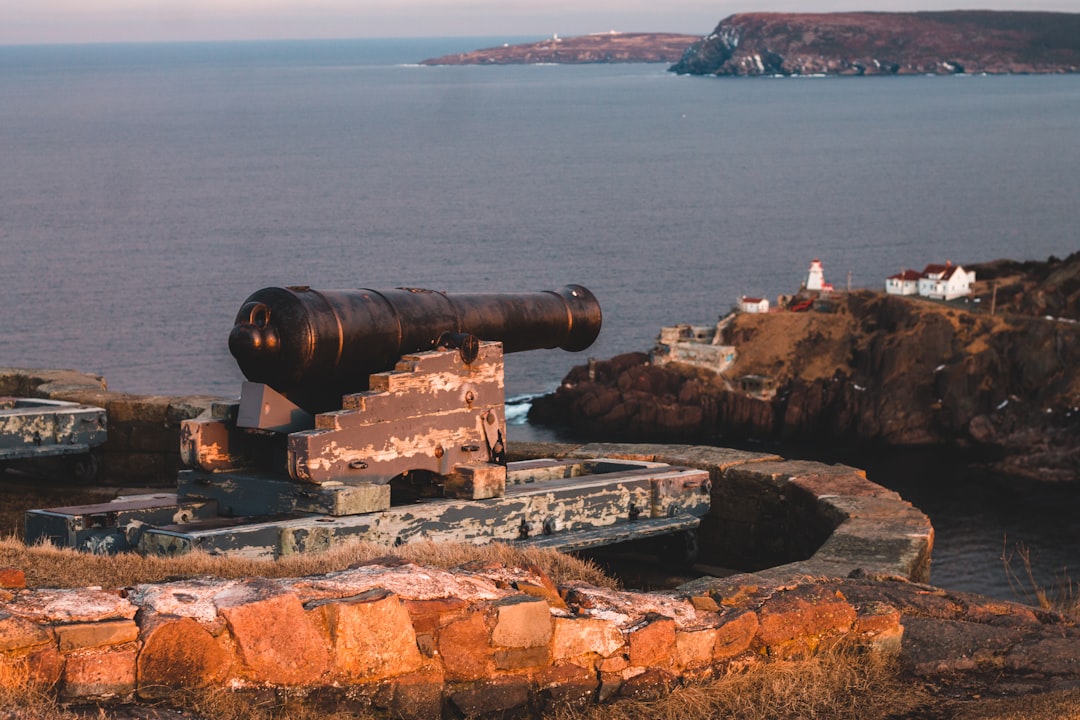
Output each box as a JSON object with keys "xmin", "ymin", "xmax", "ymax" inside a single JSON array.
[{"xmin": 990, "ymin": 282, "xmax": 997, "ymax": 316}]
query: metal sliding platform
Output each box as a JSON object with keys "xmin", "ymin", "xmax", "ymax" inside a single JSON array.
[{"xmin": 26, "ymin": 458, "xmax": 710, "ymax": 559}]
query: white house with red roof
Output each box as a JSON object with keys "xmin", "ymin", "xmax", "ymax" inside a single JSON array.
[
  {"xmin": 886, "ymin": 261, "xmax": 974, "ymax": 299},
  {"xmin": 917, "ymin": 261, "xmax": 975, "ymax": 300},
  {"xmin": 885, "ymin": 269, "xmax": 921, "ymax": 295},
  {"xmin": 738, "ymin": 296, "xmax": 770, "ymax": 313}
]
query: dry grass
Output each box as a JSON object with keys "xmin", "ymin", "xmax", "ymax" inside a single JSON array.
[
  {"xmin": 0, "ymin": 657, "xmax": 73, "ymax": 720},
  {"xmin": 0, "ymin": 534, "xmax": 617, "ymax": 591},
  {"xmin": 951, "ymin": 689, "xmax": 1080, "ymax": 720},
  {"xmin": 725, "ymin": 308, "xmax": 859, "ymax": 385},
  {"xmin": 163, "ymin": 687, "xmax": 378, "ymax": 720},
  {"xmin": 1002, "ymin": 539, "xmax": 1080, "ymax": 623},
  {"xmin": 554, "ymin": 643, "xmax": 925, "ymax": 720}
]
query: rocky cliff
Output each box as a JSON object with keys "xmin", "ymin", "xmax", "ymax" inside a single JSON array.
[
  {"xmin": 421, "ymin": 32, "xmax": 700, "ymax": 65},
  {"xmin": 670, "ymin": 11, "xmax": 1080, "ymax": 76},
  {"xmin": 530, "ymin": 254, "xmax": 1080, "ymax": 481},
  {"xmin": 971, "ymin": 254, "xmax": 1080, "ymax": 319}
]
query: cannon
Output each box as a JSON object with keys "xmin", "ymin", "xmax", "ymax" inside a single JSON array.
[
  {"xmin": 180, "ymin": 284, "xmax": 603, "ymax": 498},
  {"xmin": 28, "ymin": 283, "xmax": 713, "ymax": 558},
  {"xmin": 228, "ymin": 284, "xmax": 602, "ymax": 413}
]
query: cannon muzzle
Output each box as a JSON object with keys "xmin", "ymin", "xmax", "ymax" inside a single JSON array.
[{"xmin": 229, "ymin": 285, "xmax": 601, "ymax": 411}]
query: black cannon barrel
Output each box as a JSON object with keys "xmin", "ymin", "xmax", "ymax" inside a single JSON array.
[{"xmin": 228, "ymin": 284, "xmax": 601, "ymax": 410}]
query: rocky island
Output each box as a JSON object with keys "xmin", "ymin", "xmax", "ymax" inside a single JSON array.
[
  {"xmin": 671, "ymin": 11, "xmax": 1080, "ymax": 76},
  {"xmin": 530, "ymin": 253, "xmax": 1080, "ymax": 481},
  {"xmin": 421, "ymin": 32, "xmax": 701, "ymax": 65}
]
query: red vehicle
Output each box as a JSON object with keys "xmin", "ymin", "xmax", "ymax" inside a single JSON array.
[{"xmin": 788, "ymin": 298, "xmax": 814, "ymax": 312}]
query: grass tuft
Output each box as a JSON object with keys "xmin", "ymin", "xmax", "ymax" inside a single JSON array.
[
  {"xmin": 0, "ymin": 534, "xmax": 617, "ymax": 591},
  {"xmin": 951, "ymin": 689, "xmax": 1080, "ymax": 720},
  {"xmin": 1002, "ymin": 538, "xmax": 1079, "ymax": 622},
  {"xmin": 0, "ymin": 656, "xmax": 71, "ymax": 720},
  {"xmin": 552, "ymin": 642, "xmax": 926, "ymax": 720}
]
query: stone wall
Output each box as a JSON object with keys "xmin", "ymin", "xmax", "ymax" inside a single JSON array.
[{"xmin": 0, "ymin": 560, "xmax": 908, "ymax": 718}]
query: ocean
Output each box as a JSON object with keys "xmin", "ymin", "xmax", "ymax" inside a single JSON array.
[{"xmin": 1, "ymin": 38, "xmax": 1078, "ymax": 598}]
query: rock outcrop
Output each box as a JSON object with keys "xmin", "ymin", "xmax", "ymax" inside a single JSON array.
[
  {"xmin": 421, "ymin": 32, "xmax": 700, "ymax": 65},
  {"xmin": 970, "ymin": 253, "xmax": 1080, "ymax": 320},
  {"xmin": 670, "ymin": 11, "xmax": 1080, "ymax": 76},
  {"xmin": 530, "ymin": 255, "xmax": 1080, "ymax": 481}
]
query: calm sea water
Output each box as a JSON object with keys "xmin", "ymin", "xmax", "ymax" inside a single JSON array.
[{"xmin": 1, "ymin": 39, "xmax": 1078, "ymax": 598}]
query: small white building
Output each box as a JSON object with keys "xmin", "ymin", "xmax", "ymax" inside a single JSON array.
[
  {"xmin": 885, "ymin": 269, "xmax": 921, "ymax": 296},
  {"xmin": 739, "ymin": 296, "xmax": 770, "ymax": 314},
  {"xmin": 917, "ymin": 262, "xmax": 975, "ymax": 300}
]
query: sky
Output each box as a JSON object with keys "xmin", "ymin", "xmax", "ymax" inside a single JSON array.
[{"xmin": 3, "ymin": 0, "xmax": 1080, "ymax": 45}]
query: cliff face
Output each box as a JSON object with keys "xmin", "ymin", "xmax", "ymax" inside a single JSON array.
[
  {"xmin": 422, "ymin": 33, "xmax": 700, "ymax": 65},
  {"xmin": 530, "ymin": 254, "xmax": 1080, "ymax": 481},
  {"xmin": 969, "ymin": 254, "xmax": 1080, "ymax": 319},
  {"xmin": 670, "ymin": 11, "xmax": 1080, "ymax": 76}
]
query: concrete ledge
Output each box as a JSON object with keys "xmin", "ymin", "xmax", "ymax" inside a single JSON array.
[
  {"xmin": 511, "ymin": 442, "xmax": 934, "ymax": 584},
  {"xmin": 0, "ymin": 368, "xmax": 230, "ymax": 485}
]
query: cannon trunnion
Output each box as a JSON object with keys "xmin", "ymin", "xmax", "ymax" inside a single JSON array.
[{"xmin": 26, "ymin": 284, "xmax": 712, "ymax": 558}]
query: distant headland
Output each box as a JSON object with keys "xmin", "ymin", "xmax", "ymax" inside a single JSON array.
[
  {"xmin": 420, "ymin": 32, "xmax": 700, "ymax": 65},
  {"xmin": 672, "ymin": 11, "xmax": 1080, "ymax": 76},
  {"xmin": 423, "ymin": 11, "xmax": 1080, "ymax": 76}
]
